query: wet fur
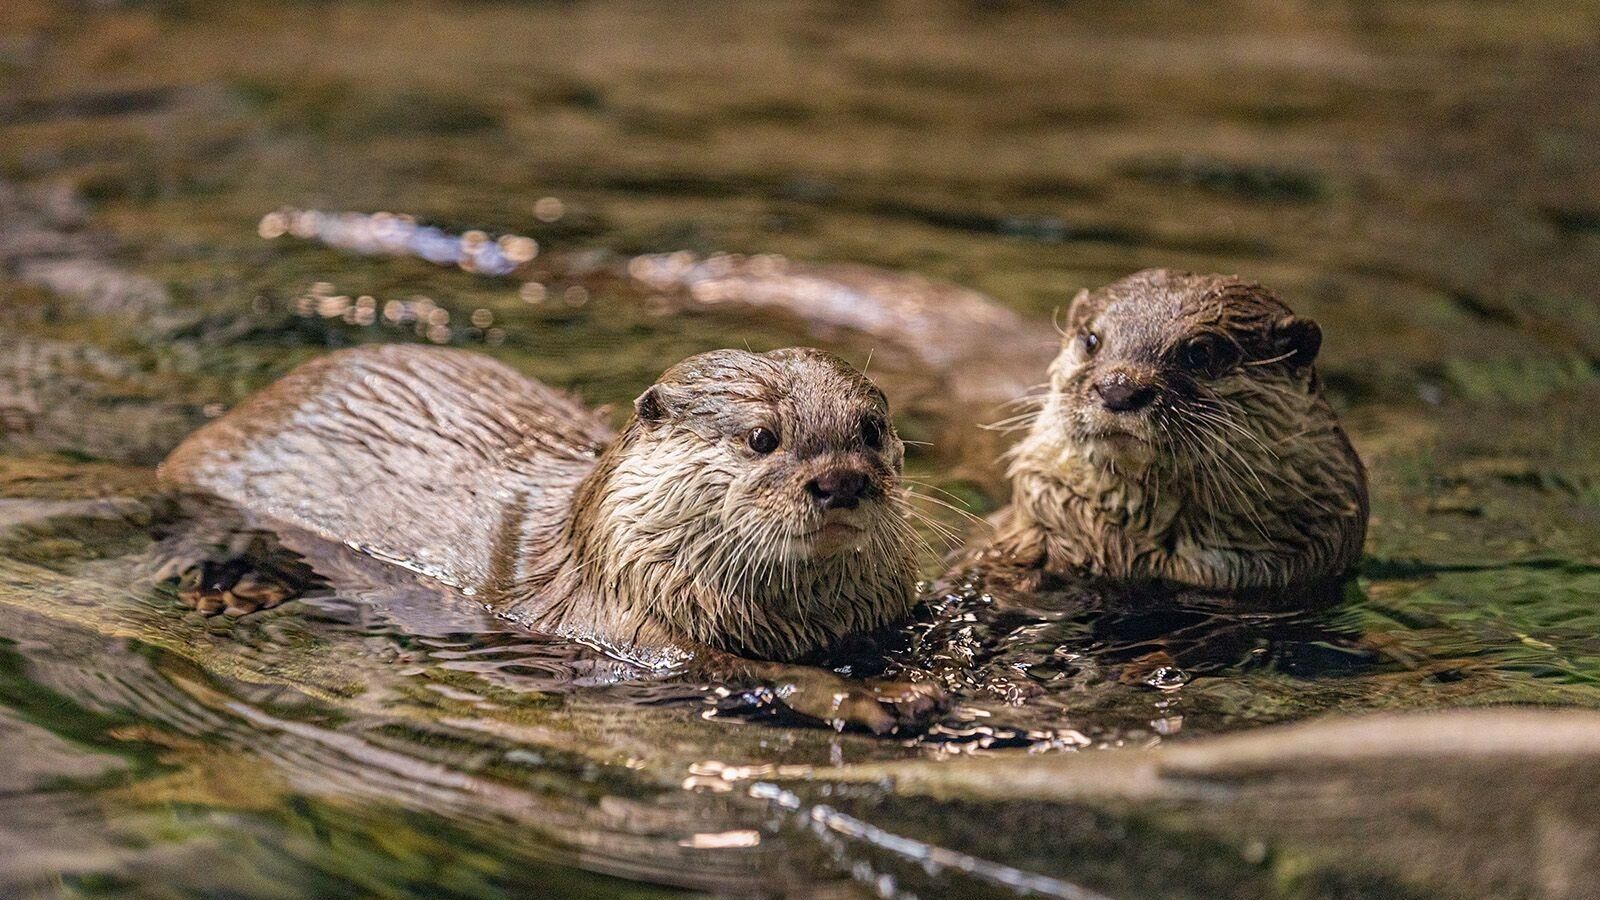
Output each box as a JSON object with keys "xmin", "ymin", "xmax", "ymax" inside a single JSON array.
[
  {"xmin": 990, "ymin": 269, "xmax": 1368, "ymax": 594},
  {"xmin": 163, "ymin": 345, "xmax": 917, "ymax": 662}
]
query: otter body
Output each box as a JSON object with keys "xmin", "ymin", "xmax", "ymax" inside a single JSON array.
[
  {"xmin": 628, "ymin": 262, "xmax": 1368, "ymax": 596},
  {"xmin": 163, "ymin": 345, "xmax": 607, "ymax": 597},
  {"xmin": 990, "ymin": 270, "xmax": 1367, "ymax": 596},
  {"xmin": 162, "ymin": 344, "xmax": 918, "ymax": 663}
]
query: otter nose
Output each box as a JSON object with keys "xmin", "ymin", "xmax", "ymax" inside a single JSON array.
[
  {"xmin": 807, "ymin": 468, "xmax": 869, "ymax": 510},
  {"xmin": 1093, "ymin": 375, "xmax": 1157, "ymax": 413}
]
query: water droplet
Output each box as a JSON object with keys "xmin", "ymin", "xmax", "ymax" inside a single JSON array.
[{"xmin": 1144, "ymin": 666, "xmax": 1189, "ymax": 691}]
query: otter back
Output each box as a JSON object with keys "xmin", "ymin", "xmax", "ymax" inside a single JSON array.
[{"xmin": 160, "ymin": 345, "xmax": 612, "ymax": 593}]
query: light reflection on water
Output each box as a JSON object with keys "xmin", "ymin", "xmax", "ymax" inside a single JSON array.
[
  {"xmin": 5, "ymin": 482, "xmax": 1598, "ymax": 895},
  {"xmin": 0, "ymin": 496, "xmax": 1202, "ymax": 898}
]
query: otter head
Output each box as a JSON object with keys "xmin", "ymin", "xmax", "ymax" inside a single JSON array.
[
  {"xmin": 571, "ymin": 348, "xmax": 917, "ymax": 661},
  {"xmin": 1005, "ymin": 269, "xmax": 1367, "ymax": 593}
]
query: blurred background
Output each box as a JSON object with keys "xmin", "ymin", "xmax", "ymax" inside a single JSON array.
[{"xmin": 4, "ymin": 2, "xmax": 1600, "ymax": 898}]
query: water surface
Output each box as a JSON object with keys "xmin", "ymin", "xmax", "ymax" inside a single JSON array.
[{"xmin": 3, "ymin": 1, "xmax": 1600, "ymax": 896}]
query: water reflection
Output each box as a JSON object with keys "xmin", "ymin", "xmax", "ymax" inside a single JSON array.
[
  {"xmin": 4, "ymin": 443, "xmax": 1600, "ymax": 895},
  {"xmin": 0, "ymin": 497, "xmax": 854, "ymax": 896},
  {"xmin": 260, "ymin": 208, "xmax": 539, "ymax": 277},
  {"xmin": 15, "ymin": 490, "xmax": 1311, "ymax": 896}
]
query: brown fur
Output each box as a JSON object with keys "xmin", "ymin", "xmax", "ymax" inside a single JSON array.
[
  {"xmin": 985, "ymin": 269, "xmax": 1368, "ymax": 595},
  {"xmin": 162, "ymin": 344, "xmax": 917, "ymax": 662}
]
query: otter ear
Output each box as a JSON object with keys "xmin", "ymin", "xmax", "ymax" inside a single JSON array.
[
  {"xmin": 1065, "ymin": 288, "xmax": 1091, "ymax": 322},
  {"xmin": 633, "ymin": 386, "xmax": 671, "ymax": 425},
  {"xmin": 1054, "ymin": 288, "xmax": 1093, "ymax": 346},
  {"xmin": 1272, "ymin": 315, "xmax": 1322, "ymax": 367}
]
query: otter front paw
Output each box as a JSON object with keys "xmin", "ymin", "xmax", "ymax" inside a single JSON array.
[
  {"xmin": 168, "ymin": 556, "xmax": 303, "ymax": 617},
  {"xmin": 774, "ymin": 671, "xmax": 946, "ymax": 735}
]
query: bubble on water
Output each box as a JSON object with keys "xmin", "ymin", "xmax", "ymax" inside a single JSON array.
[
  {"xmin": 1241, "ymin": 840, "xmax": 1269, "ymax": 865},
  {"xmin": 1151, "ymin": 715, "xmax": 1184, "ymax": 735},
  {"xmin": 262, "ymin": 207, "xmax": 537, "ymax": 279},
  {"xmin": 534, "ymin": 196, "xmax": 565, "ymax": 222},
  {"xmin": 316, "ymin": 294, "xmax": 350, "ymax": 318},
  {"xmin": 1144, "ymin": 666, "xmax": 1189, "ymax": 691},
  {"xmin": 500, "ymin": 234, "xmax": 538, "ymax": 263},
  {"xmin": 258, "ymin": 210, "xmax": 288, "ymax": 239},
  {"xmin": 289, "ymin": 210, "xmax": 319, "ymax": 238}
]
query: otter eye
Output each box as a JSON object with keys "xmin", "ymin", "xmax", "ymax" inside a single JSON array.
[
  {"xmin": 1082, "ymin": 331, "xmax": 1100, "ymax": 356},
  {"xmin": 1181, "ymin": 337, "xmax": 1237, "ymax": 377},
  {"xmin": 746, "ymin": 426, "xmax": 780, "ymax": 455},
  {"xmin": 861, "ymin": 416, "xmax": 885, "ymax": 450}
]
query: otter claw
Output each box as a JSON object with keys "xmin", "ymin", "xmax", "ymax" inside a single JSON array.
[
  {"xmin": 870, "ymin": 680, "xmax": 947, "ymax": 722},
  {"xmin": 775, "ymin": 674, "xmax": 947, "ymax": 735},
  {"xmin": 172, "ymin": 559, "xmax": 300, "ymax": 618},
  {"xmin": 833, "ymin": 691, "xmax": 898, "ymax": 735}
]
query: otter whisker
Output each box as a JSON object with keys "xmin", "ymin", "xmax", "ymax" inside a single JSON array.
[
  {"xmin": 1189, "ymin": 397, "xmax": 1281, "ymax": 462},
  {"xmin": 891, "ymin": 503, "xmax": 945, "ymax": 563},
  {"xmin": 1006, "ymin": 383, "xmax": 1052, "ymax": 404},
  {"xmin": 1188, "ymin": 413, "xmax": 1275, "ymax": 502},
  {"xmin": 900, "ymin": 480, "xmax": 986, "ymax": 523},
  {"xmin": 1189, "ymin": 398, "xmax": 1337, "ymax": 512},
  {"xmin": 721, "ymin": 521, "xmax": 767, "ymax": 598},
  {"xmin": 1182, "ymin": 416, "xmax": 1275, "ymax": 540},
  {"xmin": 1168, "ymin": 412, "xmax": 1239, "ymax": 539},
  {"xmin": 1242, "ymin": 349, "xmax": 1296, "ymax": 367},
  {"xmin": 980, "ymin": 410, "xmax": 1045, "ymax": 433},
  {"xmin": 1185, "ymin": 406, "xmax": 1290, "ymax": 497},
  {"xmin": 902, "ymin": 505, "xmax": 964, "ymax": 549}
]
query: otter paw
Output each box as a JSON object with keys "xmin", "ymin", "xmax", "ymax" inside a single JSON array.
[
  {"xmin": 775, "ymin": 672, "xmax": 947, "ymax": 735},
  {"xmin": 172, "ymin": 557, "xmax": 301, "ymax": 617}
]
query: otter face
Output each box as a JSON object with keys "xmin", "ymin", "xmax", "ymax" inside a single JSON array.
[
  {"xmin": 581, "ymin": 347, "xmax": 916, "ymax": 658},
  {"xmin": 1005, "ymin": 269, "xmax": 1366, "ymax": 591},
  {"xmin": 1031, "ymin": 269, "xmax": 1323, "ymax": 474},
  {"xmin": 627, "ymin": 348, "xmax": 909, "ymax": 561}
]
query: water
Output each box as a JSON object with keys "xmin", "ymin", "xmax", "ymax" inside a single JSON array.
[{"xmin": 4, "ymin": 1, "xmax": 1600, "ymax": 896}]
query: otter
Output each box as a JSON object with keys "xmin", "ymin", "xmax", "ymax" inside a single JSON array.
[
  {"xmin": 623, "ymin": 261, "xmax": 1367, "ymax": 596},
  {"xmin": 977, "ymin": 269, "xmax": 1367, "ymax": 598},
  {"xmin": 160, "ymin": 344, "xmax": 938, "ymax": 730},
  {"xmin": 259, "ymin": 223, "xmax": 1370, "ymax": 595}
]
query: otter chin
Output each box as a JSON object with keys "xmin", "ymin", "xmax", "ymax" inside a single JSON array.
[
  {"xmin": 1075, "ymin": 421, "xmax": 1158, "ymax": 469},
  {"xmin": 991, "ymin": 268, "xmax": 1368, "ymax": 596},
  {"xmin": 161, "ymin": 345, "xmax": 919, "ymax": 663},
  {"xmin": 805, "ymin": 515, "xmax": 870, "ymax": 554}
]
